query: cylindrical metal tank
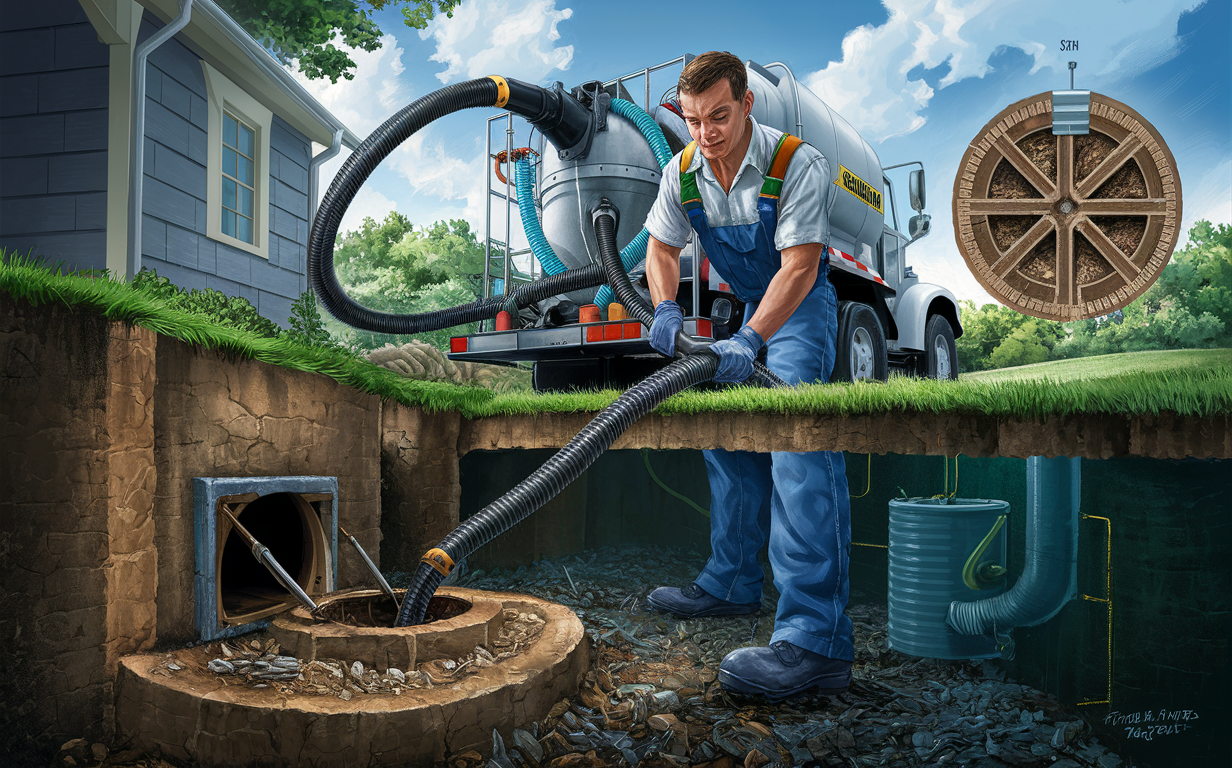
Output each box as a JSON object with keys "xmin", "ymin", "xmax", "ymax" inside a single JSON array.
[
  {"xmin": 745, "ymin": 64, "xmax": 887, "ymax": 257},
  {"xmin": 536, "ymin": 62, "xmax": 889, "ymax": 300},
  {"xmin": 888, "ymin": 497, "xmax": 1010, "ymax": 659},
  {"xmin": 539, "ymin": 113, "xmax": 663, "ymax": 304}
]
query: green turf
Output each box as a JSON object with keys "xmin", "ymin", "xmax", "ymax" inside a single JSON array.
[
  {"xmin": 3, "ymin": 253, "xmax": 1229, "ymax": 419},
  {"xmin": 960, "ymin": 349, "xmax": 1230, "ymax": 383}
]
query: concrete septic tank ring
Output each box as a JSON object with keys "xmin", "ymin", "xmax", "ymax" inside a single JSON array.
[
  {"xmin": 115, "ymin": 589, "xmax": 587, "ymax": 768},
  {"xmin": 268, "ymin": 587, "xmax": 505, "ymax": 673}
]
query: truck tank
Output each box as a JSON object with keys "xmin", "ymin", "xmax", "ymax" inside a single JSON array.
[{"xmin": 535, "ymin": 61, "xmax": 887, "ymax": 286}]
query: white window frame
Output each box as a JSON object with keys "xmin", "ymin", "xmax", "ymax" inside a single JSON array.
[{"xmin": 201, "ymin": 61, "xmax": 272, "ymax": 259}]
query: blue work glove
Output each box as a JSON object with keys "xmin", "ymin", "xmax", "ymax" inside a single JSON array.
[
  {"xmin": 710, "ymin": 325, "xmax": 765, "ymax": 384},
  {"xmin": 649, "ymin": 300, "xmax": 684, "ymax": 357}
]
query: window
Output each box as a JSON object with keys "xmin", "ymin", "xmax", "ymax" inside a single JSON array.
[
  {"xmin": 222, "ymin": 112, "xmax": 256, "ymax": 243},
  {"xmin": 201, "ymin": 61, "xmax": 272, "ymax": 259}
]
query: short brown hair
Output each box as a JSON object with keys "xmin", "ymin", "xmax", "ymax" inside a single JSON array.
[{"xmin": 678, "ymin": 51, "xmax": 747, "ymax": 103}]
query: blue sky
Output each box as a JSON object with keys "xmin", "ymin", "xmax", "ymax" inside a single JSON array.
[{"xmin": 295, "ymin": 0, "xmax": 1230, "ymax": 305}]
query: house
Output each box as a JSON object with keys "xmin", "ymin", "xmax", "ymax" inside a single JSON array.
[{"xmin": 0, "ymin": 0, "xmax": 360, "ymax": 326}]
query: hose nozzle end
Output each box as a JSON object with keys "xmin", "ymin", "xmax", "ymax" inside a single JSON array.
[{"xmin": 589, "ymin": 197, "xmax": 619, "ymax": 232}]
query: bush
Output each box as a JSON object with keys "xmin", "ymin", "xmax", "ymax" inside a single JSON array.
[
  {"xmin": 283, "ymin": 290, "xmax": 336, "ymax": 348},
  {"xmin": 131, "ymin": 268, "xmax": 281, "ymax": 338}
]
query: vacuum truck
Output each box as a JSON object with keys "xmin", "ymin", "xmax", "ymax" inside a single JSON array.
[
  {"xmin": 443, "ymin": 55, "xmax": 963, "ymax": 391},
  {"xmin": 308, "ymin": 56, "xmax": 962, "ymax": 625}
]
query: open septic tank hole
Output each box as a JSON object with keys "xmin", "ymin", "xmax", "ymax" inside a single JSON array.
[
  {"xmin": 313, "ymin": 591, "xmax": 470, "ymax": 627},
  {"xmin": 218, "ymin": 492, "xmax": 327, "ymax": 621}
]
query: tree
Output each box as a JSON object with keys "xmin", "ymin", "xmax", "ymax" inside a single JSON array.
[
  {"xmin": 218, "ymin": 1, "xmax": 461, "ymax": 83},
  {"xmin": 283, "ymin": 290, "xmax": 337, "ymax": 348},
  {"xmin": 955, "ymin": 300, "xmax": 1065, "ymax": 372},
  {"xmin": 989, "ymin": 321, "xmax": 1052, "ymax": 369},
  {"xmin": 323, "ymin": 212, "xmax": 496, "ymax": 352},
  {"xmin": 1053, "ymin": 220, "xmax": 1230, "ymax": 358}
]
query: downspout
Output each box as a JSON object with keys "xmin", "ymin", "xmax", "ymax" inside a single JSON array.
[
  {"xmin": 308, "ymin": 129, "xmax": 345, "ymax": 242},
  {"xmin": 947, "ymin": 455, "xmax": 1080, "ymax": 647},
  {"xmin": 306, "ymin": 129, "xmax": 344, "ymax": 289},
  {"xmin": 127, "ymin": 0, "xmax": 194, "ymax": 281}
]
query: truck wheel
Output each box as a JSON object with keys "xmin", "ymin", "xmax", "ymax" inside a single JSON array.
[
  {"xmin": 831, "ymin": 301, "xmax": 888, "ymax": 383},
  {"xmin": 922, "ymin": 314, "xmax": 958, "ymax": 380}
]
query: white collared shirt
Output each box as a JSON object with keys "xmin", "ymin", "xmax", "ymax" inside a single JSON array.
[{"xmin": 645, "ymin": 114, "xmax": 831, "ymax": 253}]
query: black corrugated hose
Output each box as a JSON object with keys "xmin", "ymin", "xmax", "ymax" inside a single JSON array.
[
  {"xmin": 304, "ymin": 76, "xmax": 784, "ymax": 626},
  {"xmin": 395, "ymin": 206, "xmax": 791, "ymax": 627},
  {"xmin": 590, "ymin": 199, "xmax": 788, "ymax": 389},
  {"xmin": 393, "ymin": 352, "xmax": 719, "ymax": 626},
  {"xmin": 308, "ymin": 77, "xmax": 608, "ymax": 334}
]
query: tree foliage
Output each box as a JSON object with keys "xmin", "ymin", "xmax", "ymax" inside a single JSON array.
[
  {"xmin": 218, "ymin": 1, "xmax": 461, "ymax": 83},
  {"xmin": 325, "ymin": 212, "xmax": 494, "ymax": 352},
  {"xmin": 957, "ymin": 220, "xmax": 1231, "ymax": 371},
  {"xmin": 284, "ymin": 290, "xmax": 336, "ymax": 347}
]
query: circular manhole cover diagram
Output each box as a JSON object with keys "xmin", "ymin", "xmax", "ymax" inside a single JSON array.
[{"xmin": 952, "ymin": 91, "xmax": 1182, "ymax": 321}]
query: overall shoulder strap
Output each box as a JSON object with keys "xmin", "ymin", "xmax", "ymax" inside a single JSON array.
[
  {"xmin": 759, "ymin": 133, "xmax": 804, "ymax": 201},
  {"xmin": 679, "ymin": 141, "xmax": 703, "ymax": 213}
]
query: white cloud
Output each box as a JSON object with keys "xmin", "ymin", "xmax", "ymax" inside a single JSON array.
[
  {"xmin": 802, "ymin": 0, "xmax": 1205, "ymax": 142},
  {"xmin": 290, "ymin": 35, "xmax": 488, "ymax": 231},
  {"xmin": 338, "ymin": 186, "xmax": 401, "ymax": 235},
  {"xmin": 390, "ymin": 131, "xmax": 487, "ymax": 226},
  {"xmin": 420, "ymin": 0, "xmax": 574, "ymax": 85},
  {"xmin": 291, "ymin": 34, "xmax": 410, "ymax": 137}
]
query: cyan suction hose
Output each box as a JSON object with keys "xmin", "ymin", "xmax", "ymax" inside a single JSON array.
[
  {"xmin": 308, "ymin": 76, "xmax": 603, "ymax": 334},
  {"xmin": 512, "ymin": 97, "xmax": 669, "ymax": 309}
]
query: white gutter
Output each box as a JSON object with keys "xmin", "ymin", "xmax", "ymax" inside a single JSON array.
[{"xmin": 127, "ymin": 0, "xmax": 194, "ymax": 281}]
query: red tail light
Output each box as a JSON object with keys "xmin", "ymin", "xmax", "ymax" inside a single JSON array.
[{"xmin": 450, "ymin": 337, "xmax": 468, "ymax": 353}]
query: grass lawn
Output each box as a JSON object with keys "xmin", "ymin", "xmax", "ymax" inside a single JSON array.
[
  {"xmin": 3, "ymin": 254, "xmax": 1229, "ymax": 420},
  {"xmin": 961, "ymin": 349, "xmax": 1231, "ymax": 383}
]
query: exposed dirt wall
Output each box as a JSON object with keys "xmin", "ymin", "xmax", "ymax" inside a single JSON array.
[
  {"xmin": 458, "ymin": 409, "xmax": 1231, "ymax": 460},
  {"xmin": 0, "ymin": 298, "xmax": 157, "ymax": 762},
  {"xmin": 152, "ymin": 336, "xmax": 382, "ymax": 644},
  {"xmin": 379, "ymin": 404, "xmax": 463, "ymax": 573}
]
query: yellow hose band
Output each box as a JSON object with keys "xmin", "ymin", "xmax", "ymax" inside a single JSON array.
[
  {"xmin": 421, "ymin": 548, "xmax": 455, "ymax": 576},
  {"xmin": 488, "ymin": 75, "xmax": 510, "ymax": 108}
]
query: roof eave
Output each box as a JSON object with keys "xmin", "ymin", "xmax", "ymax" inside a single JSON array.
[{"xmin": 138, "ymin": 0, "xmax": 362, "ymax": 150}]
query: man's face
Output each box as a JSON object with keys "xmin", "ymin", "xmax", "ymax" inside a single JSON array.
[{"xmin": 679, "ymin": 79, "xmax": 754, "ymax": 164}]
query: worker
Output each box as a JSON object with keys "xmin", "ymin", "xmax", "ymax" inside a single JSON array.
[{"xmin": 642, "ymin": 51, "xmax": 853, "ymax": 700}]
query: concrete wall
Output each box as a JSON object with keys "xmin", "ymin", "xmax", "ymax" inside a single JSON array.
[
  {"xmin": 0, "ymin": 0, "xmax": 110, "ymax": 268},
  {"xmin": 135, "ymin": 11, "xmax": 312, "ymax": 328}
]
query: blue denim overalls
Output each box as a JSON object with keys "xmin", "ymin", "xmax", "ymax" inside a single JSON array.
[{"xmin": 682, "ymin": 135, "xmax": 853, "ymax": 662}]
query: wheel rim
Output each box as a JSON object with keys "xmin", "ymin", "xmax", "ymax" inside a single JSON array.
[
  {"xmin": 851, "ymin": 327, "xmax": 875, "ymax": 381},
  {"xmin": 933, "ymin": 334, "xmax": 951, "ymax": 379}
]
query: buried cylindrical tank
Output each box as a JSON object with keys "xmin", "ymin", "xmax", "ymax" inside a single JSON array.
[{"xmin": 888, "ymin": 496, "xmax": 1010, "ymax": 659}]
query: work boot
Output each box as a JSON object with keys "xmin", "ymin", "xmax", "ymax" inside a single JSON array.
[
  {"xmin": 645, "ymin": 582, "xmax": 760, "ymax": 619},
  {"xmin": 718, "ymin": 640, "xmax": 851, "ymax": 701}
]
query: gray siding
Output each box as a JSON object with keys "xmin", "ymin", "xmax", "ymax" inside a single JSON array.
[
  {"xmin": 135, "ymin": 13, "xmax": 314, "ymax": 328},
  {"xmin": 0, "ymin": 0, "xmax": 109, "ymax": 270}
]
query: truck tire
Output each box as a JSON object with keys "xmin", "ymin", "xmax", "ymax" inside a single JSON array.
[
  {"xmin": 921, "ymin": 314, "xmax": 958, "ymax": 380},
  {"xmin": 831, "ymin": 301, "xmax": 888, "ymax": 383}
]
